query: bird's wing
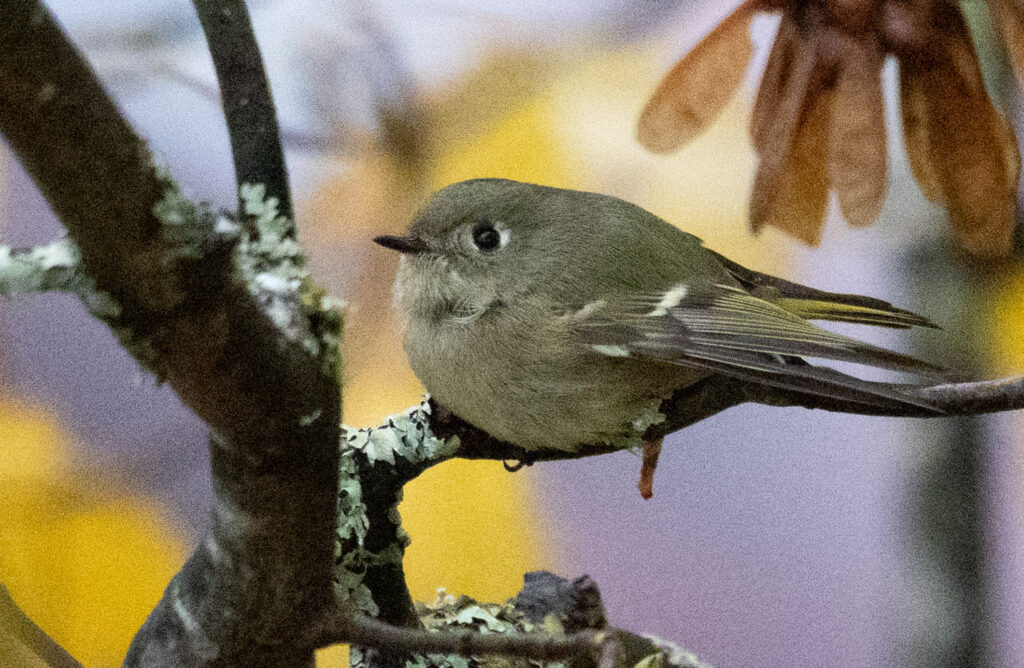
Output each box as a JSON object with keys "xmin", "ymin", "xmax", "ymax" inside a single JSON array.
[
  {"xmin": 572, "ymin": 282, "xmax": 944, "ymax": 412},
  {"xmin": 709, "ymin": 251, "xmax": 938, "ymax": 329}
]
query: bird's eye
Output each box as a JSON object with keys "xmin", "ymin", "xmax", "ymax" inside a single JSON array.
[{"xmin": 472, "ymin": 221, "xmax": 504, "ymax": 251}]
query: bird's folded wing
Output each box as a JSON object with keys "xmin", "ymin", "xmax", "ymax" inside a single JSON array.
[{"xmin": 573, "ymin": 282, "xmax": 944, "ymax": 412}]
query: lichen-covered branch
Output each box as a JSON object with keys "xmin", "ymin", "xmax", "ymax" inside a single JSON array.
[
  {"xmin": 336, "ymin": 369, "xmax": 1021, "ymax": 597},
  {"xmin": 192, "ymin": 0, "xmax": 293, "ymax": 222},
  {"xmin": 124, "ymin": 185, "xmax": 343, "ymax": 667},
  {"xmin": 329, "ymin": 370, "xmax": 1024, "ymax": 666},
  {"xmin": 313, "ymin": 572, "xmax": 709, "ymax": 668},
  {"xmin": 336, "ymin": 402, "xmax": 457, "ymax": 628},
  {"xmin": 332, "ymin": 410, "xmax": 713, "ymax": 668}
]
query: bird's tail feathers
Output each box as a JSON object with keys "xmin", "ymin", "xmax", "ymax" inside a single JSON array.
[
  {"xmin": 769, "ymin": 297, "xmax": 937, "ymax": 329},
  {"xmin": 669, "ymin": 346, "xmax": 943, "ymax": 414},
  {"xmin": 711, "ymin": 251, "xmax": 939, "ymax": 329}
]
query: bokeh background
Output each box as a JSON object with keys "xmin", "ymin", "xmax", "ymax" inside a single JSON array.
[{"xmin": 2, "ymin": 1, "xmax": 1024, "ymax": 666}]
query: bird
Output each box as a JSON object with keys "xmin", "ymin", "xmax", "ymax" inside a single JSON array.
[{"xmin": 374, "ymin": 178, "xmax": 942, "ymax": 498}]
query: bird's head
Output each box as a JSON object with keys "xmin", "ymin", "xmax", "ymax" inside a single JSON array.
[{"xmin": 374, "ymin": 178, "xmax": 567, "ymax": 324}]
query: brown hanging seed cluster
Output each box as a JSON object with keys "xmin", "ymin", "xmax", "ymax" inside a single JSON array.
[{"xmin": 639, "ymin": 0, "xmax": 1024, "ymax": 256}]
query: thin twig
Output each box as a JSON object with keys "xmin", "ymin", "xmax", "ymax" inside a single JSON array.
[
  {"xmin": 192, "ymin": 0, "xmax": 293, "ymax": 223},
  {"xmin": 0, "ymin": 584, "xmax": 83, "ymax": 668},
  {"xmin": 316, "ymin": 609, "xmax": 606, "ymax": 663},
  {"xmin": 313, "ymin": 609, "xmax": 710, "ymax": 668}
]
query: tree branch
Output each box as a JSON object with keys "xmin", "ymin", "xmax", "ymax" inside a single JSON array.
[
  {"xmin": 0, "ymin": 0, "xmax": 166, "ymax": 308},
  {"xmin": 332, "ymin": 369, "xmax": 1024, "ymax": 668},
  {"xmin": 192, "ymin": 0, "xmax": 293, "ymax": 223},
  {"xmin": 433, "ymin": 373, "xmax": 1024, "ymax": 464},
  {"xmin": 0, "ymin": 3, "xmax": 341, "ymax": 665},
  {"xmin": 0, "ymin": 584, "xmax": 83, "ymax": 668}
]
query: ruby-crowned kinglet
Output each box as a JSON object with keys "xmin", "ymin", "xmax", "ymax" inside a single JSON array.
[{"xmin": 375, "ymin": 179, "xmax": 941, "ymax": 497}]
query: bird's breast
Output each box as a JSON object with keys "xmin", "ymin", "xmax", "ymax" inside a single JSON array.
[{"xmin": 401, "ymin": 300, "xmax": 689, "ymax": 451}]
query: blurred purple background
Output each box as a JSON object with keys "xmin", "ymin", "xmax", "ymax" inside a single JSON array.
[{"xmin": 2, "ymin": 2, "xmax": 1023, "ymax": 666}]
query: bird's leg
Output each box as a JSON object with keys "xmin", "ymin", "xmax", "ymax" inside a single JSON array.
[{"xmin": 637, "ymin": 437, "xmax": 663, "ymax": 500}]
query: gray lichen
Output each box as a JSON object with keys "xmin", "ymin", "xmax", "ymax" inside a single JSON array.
[
  {"xmin": 236, "ymin": 183, "xmax": 344, "ymax": 372},
  {"xmin": 0, "ymin": 239, "xmax": 120, "ymax": 318},
  {"xmin": 153, "ymin": 180, "xmax": 344, "ymax": 374},
  {"xmin": 406, "ymin": 590, "xmax": 711, "ymax": 668},
  {"xmin": 152, "ymin": 176, "xmax": 220, "ymax": 264},
  {"xmin": 412, "ymin": 589, "xmax": 567, "ymax": 668},
  {"xmin": 335, "ymin": 450, "xmax": 376, "ymax": 615},
  {"xmin": 346, "ymin": 589, "xmax": 569, "ymax": 668},
  {"xmin": 344, "ymin": 399, "xmax": 460, "ymax": 467},
  {"xmin": 0, "ymin": 238, "xmax": 169, "ymax": 370}
]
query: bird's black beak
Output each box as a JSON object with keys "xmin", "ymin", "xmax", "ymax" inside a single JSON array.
[{"xmin": 373, "ymin": 235, "xmax": 428, "ymax": 255}]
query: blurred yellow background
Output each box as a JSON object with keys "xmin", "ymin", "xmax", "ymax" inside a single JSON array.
[{"xmin": 0, "ymin": 400, "xmax": 185, "ymax": 666}]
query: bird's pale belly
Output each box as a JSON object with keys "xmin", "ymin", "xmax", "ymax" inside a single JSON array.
[{"xmin": 403, "ymin": 310, "xmax": 699, "ymax": 451}]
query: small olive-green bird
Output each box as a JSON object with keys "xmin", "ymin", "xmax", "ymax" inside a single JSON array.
[{"xmin": 375, "ymin": 179, "xmax": 941, "ymax": 496}]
